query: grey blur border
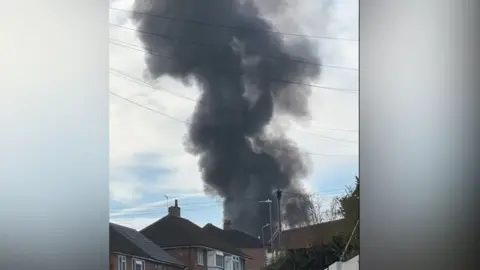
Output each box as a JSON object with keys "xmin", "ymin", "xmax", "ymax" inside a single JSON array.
[
  {"xmin": 360, "ymin": 1, "xmax": 480, "ymax": 269},
  {"xmin": 0, "ymin": 0, "xmax": 109, "ymax": 269}
]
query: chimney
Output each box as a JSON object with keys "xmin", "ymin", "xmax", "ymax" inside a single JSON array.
[
  {"xmin": 223, "ymin": 219, "xmax": 232, "ymax": 230},
  {"xmin": 168, "ymin": 199, "xmax": 181, "ymax": 217}
]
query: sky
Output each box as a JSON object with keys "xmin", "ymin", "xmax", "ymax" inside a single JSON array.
[{"xmin": 109, "ymin": 0, "xmax": 358, "ymax": 232}]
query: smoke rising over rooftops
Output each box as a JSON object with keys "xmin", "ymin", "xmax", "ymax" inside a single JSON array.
[{"xmin": 132, "ymin": 0, "xmax": 321, "ymax": 236}]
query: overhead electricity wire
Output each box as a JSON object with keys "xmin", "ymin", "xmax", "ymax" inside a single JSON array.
[
  {"xmin": 110, "ymin": 91, "xmax": 358, "ymax": 156},
  {"xmin": 110, "ymin": 67, "xmax": 357, "ymax": 133},
  {"xmin": 110, "ymin": 7, "xmax": 358, "ymax": 42},
  {"xmin": 109, "ymin": 189, "xmax": 347, "ymax": 213},
  {"xmin": 109, "ymin": 24, "xmax": 359, "ymax": 92},
  {"xmin": 109, "ymin": 69, "xmax": 358, "ymax": 143},
  {"xmin": 109, "ymin": 189, "xmax": 345, "ymax": 210},
  {"xmin": 108, "ymin": 37, "xmax": 358, "ymax": 93},
  {"xmin": 109, "ymin": 37, "xmax": 358, "ymax": 72}
]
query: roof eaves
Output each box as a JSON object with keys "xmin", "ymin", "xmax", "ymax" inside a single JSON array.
[
  {"xmin": 157, "ymin": 245, "xmax": 252, "ymax": 260},
  {"xmin": 111, "ymin": 251, "xmax": 185, "ymax": 268},
  {"xmin": 110, "ymin": 223, "xmax": 185, "ymax": 267}
]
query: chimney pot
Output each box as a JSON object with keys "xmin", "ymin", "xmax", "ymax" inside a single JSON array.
[{"xmin": 168, "ymin": 200, "xmax": 181, "ymax": 217}]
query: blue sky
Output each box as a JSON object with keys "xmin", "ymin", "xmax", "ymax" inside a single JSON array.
[{"xmin": 109, "ymin": 0, "xmax": 358, "ymax": 230}]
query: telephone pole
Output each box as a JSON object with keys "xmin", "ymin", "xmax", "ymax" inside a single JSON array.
[{"xmin": 275, "ymin": 189, "xmax": 283, "ymax": 251}]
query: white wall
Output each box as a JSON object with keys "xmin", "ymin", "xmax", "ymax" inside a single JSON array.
[{"xmin": 325, "ymin": 256, "xmax": 359, "ymax": 270}]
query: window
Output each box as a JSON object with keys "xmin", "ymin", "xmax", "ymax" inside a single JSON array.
[
  {"xmin": 224, "ymin": 256, "xmax": 232, "ymax": 270},
  {"xmin": 133, "ymin": 259, "xmax": 145, "ymax": 270},
  {"xmin": 215, "ymin": 254, "xmax": 224, "ymax": 268},
  {"xmin": 117, "ymin": 255, "xmax": 127, "ymax": 270},
  {"xmin": 232, "ymin": 256, "xmax": 240, "ymax": 270},
  {"xmin": 197, "ymin": 249, "xmax": 204, "ymax": 265},
  {"xmin": 208, "ymin": 251, "xmax": 215, "ymax": 265}
]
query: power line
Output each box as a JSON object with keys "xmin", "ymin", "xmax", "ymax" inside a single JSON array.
[
  {"xmin": 109, "ymin": 37, "xmax": 358, "ymax": 72},
  {"xmin": 109, "ymin": 191, "xmax": 346, "ymax": 215},
  {"xmin": 108, "ymin": 37, "xmax": 358, "ymax": 93},
  {"xmin": 109, "ymin": 25, "xmax": 359, "ymax": 92},
  {"xmin": 108, "ymin": 40, "xmax": 358, "ymax": 95},
  {"xmin": 110, "ymin": 91, "xmax": 186, "ymax": 123},
  {"xmin": 109, "ymin": 69, "xmax": 358, "ymax": 143},
  {"xmin": 110, "ymin": 67, "xmax": 357, "ymax": 133},
  {"xmin": 110, "ymin": 7, "xmax": 358, "ymax": 42},
  {"xmin": 109, "ymin": 193, "xmax": 341, "ymax": 212},
  {"xmin": 110, "ymin": 68, "xmax": 198, "ymax": 102},
  {"xmin": 307, "ymin": 127, "xmax": 358, "ymax": 133},
  {"xmin": 109, "ymin": 189, "xmax": 347, "ymax": 212},
  {"xmin": 110, "ymin": 91, "xmax": 358, "ymax": 157}
]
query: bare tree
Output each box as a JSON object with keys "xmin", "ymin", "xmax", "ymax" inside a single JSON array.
[
  {"xmin": 306, "ymin": 194, "xmax": 341, "ymax": 225},
  {"xmin": 279, "ymin": 193, "xmax": 343, "ymax": 232}
]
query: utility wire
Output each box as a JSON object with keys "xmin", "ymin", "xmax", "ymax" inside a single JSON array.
[
  {"xmin": 108, "ymin": 38, "xmax": 358, "ymax": 93},
  {"xmin": 110, "ymin": 7, "xmax": 358, "ymax": 42},
  {"xmin": 109, "ymin": 24, "xmax": 359, "ymax": 93},
  {"xmin": 110, "ymin": 91, "xmax": 358, "ymax": 156},
  {"xmin": 110, "ymin": 68, "xmax": 198, "ymax": 102},
  {"xmin": 109, "ymin": 37, "xmax": 358, "ymax": 72},
  {"xmin": 109, "ymin": 189, "xmax": 345, "ymax": 211},
  {"xmin": 109, "ymin": 189, "xmax": 347, "ymax": 213},
  {"xmin": 110, "ymin": 91, "xmax": 186, "ymax": 123},
  {"xmin": 110, "ymin": 67, "xmax": 357, "ymax": 133},
  {"xmin": 109, "ymin": 70, "xmax": 358, "ymax": 143}
]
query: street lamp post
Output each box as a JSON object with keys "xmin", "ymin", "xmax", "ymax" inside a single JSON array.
[
  {"xmin": 259, "ymin": 199, "xmax": 273, "ymax": 248},
  {"xmin": 261, "ymin": 223, "xmax": 270, "ymax": 248}
]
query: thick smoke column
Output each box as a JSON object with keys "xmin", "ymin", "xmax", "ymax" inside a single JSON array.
[{"xmin": 132, "ymin": 0, "xmax": 321, "ymax": 236}]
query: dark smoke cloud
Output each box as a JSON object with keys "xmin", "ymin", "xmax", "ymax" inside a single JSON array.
[{"xmin": 132, "ymin": 0, "xmax": 321, "ymax": 236}]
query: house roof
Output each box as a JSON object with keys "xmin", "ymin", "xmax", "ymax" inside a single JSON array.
[
  {"xmin": 140, "ymin": 215, "xmax": 250, "ymax": 258},
  {"xmin": 203, "ymin": 224, "xmax": 262, "ymax": 249},
  {"xmin": 279, "ymin": 219, "xmax": 351, "ymax": 250},
  {"xmin": 110, "ymin": 222, "xmax": 184, "ymax": 267}
]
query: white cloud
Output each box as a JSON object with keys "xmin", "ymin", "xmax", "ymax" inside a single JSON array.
[
  {"xmin": 110, "ymin": 216, "xmax": 161, "ymax": 231},
  {"xmin": 110, "ymin": 192, "xmax": 205, "ymax": 217},
  {"xmin": 109, "ymin": 0, "xmax": 358, "ymax": 224}
]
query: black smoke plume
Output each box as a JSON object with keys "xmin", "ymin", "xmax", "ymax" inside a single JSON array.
[{"xmin": 132, "ymin": 0, "xmax": 321, "ymax": 236}]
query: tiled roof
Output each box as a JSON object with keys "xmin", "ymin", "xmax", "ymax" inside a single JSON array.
[
  {"xmin": 110, "ymin": 222, "xmax": 184, "ymax": 267},
  {"xmin": 203, "ymin": 224, "xmax": 263, "ymax": 248},
  {"xmin": 140, "ymin": 215, "xmax": 250, "ymax": 258}
]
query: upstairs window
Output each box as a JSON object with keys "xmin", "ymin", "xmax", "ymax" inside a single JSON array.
[
  {"xmin": 197, "ymin": 249, "xmax": 204, "ymax": 265},
  {"xmin": 232, "ymin": 256, "xmax": 241, "ymax": 270},
  {"xmin": 117, "ymin": 255, "xmax": 127, "ymax": 270},
  {"xmin": 224, "ymin": 256, "xmax": 232, "ymax": 270},
  {"xmin": 133, "ymin": 259, "xmax": 145, "ymax": 270},
  {"xmin": 215, "ymin": 254, "xmax": 224, "ymax": 268}
]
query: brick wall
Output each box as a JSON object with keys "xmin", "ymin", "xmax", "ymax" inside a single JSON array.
[
  {"xmin": 110, "ymin": 253, "xmax": 184, "ymax": 270},
  {"xmin": 240, "ymin": 248, "xmax": 266, "ymax": 270},
  {"xmin": 166, "ymin": 247, "xmax": 208, "ymax": 270}
]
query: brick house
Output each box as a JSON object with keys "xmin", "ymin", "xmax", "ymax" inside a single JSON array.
[
  {"xmin": 140, "ymin": 200, "xmax": 251, "ymax": 270},
  {"xmin": 203, "ymin": 221, "xmax": 266, "ymax": 270},
  {"xmin": 109, "ymin": 222, "xmax": 185, "ymax": 270}
]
